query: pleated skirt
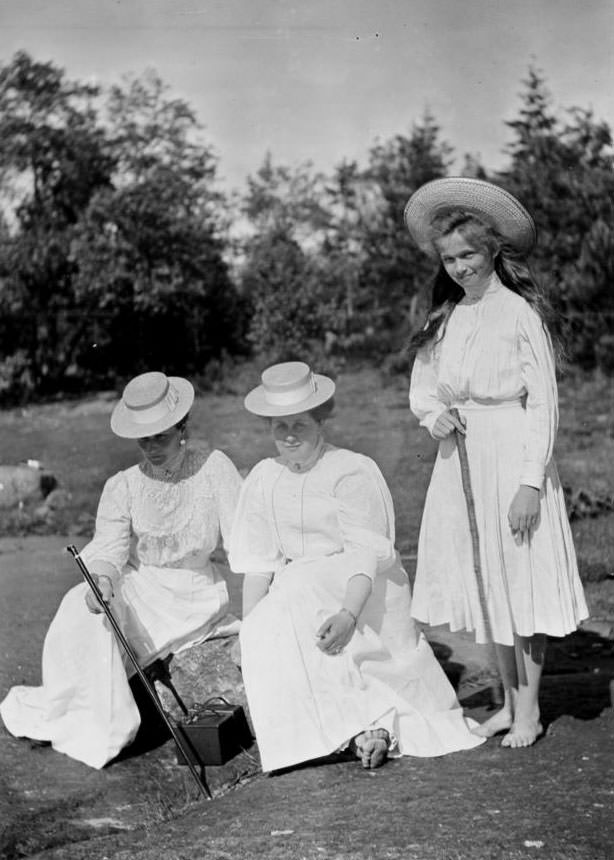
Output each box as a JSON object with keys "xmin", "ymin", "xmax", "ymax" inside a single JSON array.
[{"xmin": 412, "ymin": 402, "xmax": 588, "ymax": 645}]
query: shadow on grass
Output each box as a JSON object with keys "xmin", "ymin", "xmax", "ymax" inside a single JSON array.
[
  {"xmin": 111, "ymin": 675, "xmax": 172, "ymax": 763},
  {"xmin": 117, "ymin": 629, "xmax": 614, "ymax": 771},
  {"xmin": 540, "ymin": 629, "xmax": 614, "ymax": 726},
  {"xmin": 456, "ymin": 629, "xmax": 614, "ymax": 733}
]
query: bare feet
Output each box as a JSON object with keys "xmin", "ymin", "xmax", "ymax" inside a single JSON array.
[
  {"xmin": 471, "ymin": 708, "xmax": 513, "ymax": 738},
  {"xmin": 352, "ymin": 728, "xmax": 390, "ymax": 769},
  {"xmin": 501, "ymin": 720, "xmax": 543, "ymax": 748}
]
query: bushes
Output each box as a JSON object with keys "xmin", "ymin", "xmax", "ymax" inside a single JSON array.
[
  {"xmin": 1, "ymin": 56, "xmax": 613, "ymax": 402},
  {"xmin": 594, "ymin": 334, "xmax": 614, "ymax": 376},
  {"xmin": 0, "ymin": 351, "xmax": 35, "ymax": 405}
]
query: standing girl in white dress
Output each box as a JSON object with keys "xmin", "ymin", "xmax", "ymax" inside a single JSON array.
[
  {"xmin": 229, "ymin": 361, "xmax": 484, "ymax": 773},
  {"xmin": 405, "ymin": 178, "xmax": 588, "ymax": 749},
  {"xmin": 0, "ymin": 372, "xmax": 242, "ymax": 768}
]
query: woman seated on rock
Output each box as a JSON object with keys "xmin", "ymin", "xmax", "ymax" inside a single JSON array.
[
  {"xmin": 0, "ymin": 372, "xmax": 242, "ymax": 769},
  {"xmin": 229, "ymin": 361, "xmax": 484, "ymax": 773}
]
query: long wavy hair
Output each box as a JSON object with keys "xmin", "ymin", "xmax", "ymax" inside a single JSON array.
[{"xmin": 408, "ymin": 210, "xmax": 561, "ymax": 362}]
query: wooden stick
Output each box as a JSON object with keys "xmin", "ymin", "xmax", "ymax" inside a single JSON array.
[
  {"xmin": 450, "ymin": 411, "xmax": 502, "ymax": 707},
  {"xmin": 449, "ymin": 409, "xmax": 494, "ymax": 645}
]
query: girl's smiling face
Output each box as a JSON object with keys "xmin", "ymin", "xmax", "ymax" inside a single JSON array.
[
  {"xmin": 270, "ymin": 411, "xmax": 322, "ymax": 466},
  {"xmin": 436, "ymin": 229, "xmax": 496, "ymax": 292}
]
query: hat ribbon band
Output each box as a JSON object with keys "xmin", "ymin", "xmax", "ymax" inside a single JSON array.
[
  {"xmin": 265, "ymin": 373, "xmax": 317, "ymax": 406},
  {"xmin": 131, "ymin": 384, "xmax": 180, "ymax": 425}
]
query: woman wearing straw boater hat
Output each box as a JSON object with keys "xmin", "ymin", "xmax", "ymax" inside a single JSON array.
[
  {"xmin": 0, "ymin": 372, "xmax": 242, "ymax": 769},
  {"xmin": 228, "ymin": 361, "xmax": 484, "ymax": 773},
  {"xmin": 405, "ymin": 178, "xmax": 588, "ymax": 748}
]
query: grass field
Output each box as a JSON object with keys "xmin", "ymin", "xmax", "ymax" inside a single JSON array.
[
  {"xmin": 1, "ymin": 366, "xmax": 613, "ymax": 583},
  {"xmin": 0, "ymin": 366, "xmax": 613, "ymax": 858}
]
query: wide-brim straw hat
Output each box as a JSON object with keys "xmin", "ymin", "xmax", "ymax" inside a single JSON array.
[
  {"xmin": 111, "ymin": 371, "xmax": 195, "ymax": 439},
  {"xmin": 404, "ymin": 177, "xmax": 536, "ymax": 258},
  {"xmin": 244, "ymin": 361, "xmax": 335, "ymax": 417}
]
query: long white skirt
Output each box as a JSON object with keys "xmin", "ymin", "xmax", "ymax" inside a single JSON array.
[
  {"xmin": 412, "ymin": 402, "xmax": 588, "ymax": 645},
  {"xmin": 240, "ymin": 554, "xmax": 484, "ymax": 773},
  {"xmin": 0, "ymin": 562, "xmax": 233, "ymax": 769}
]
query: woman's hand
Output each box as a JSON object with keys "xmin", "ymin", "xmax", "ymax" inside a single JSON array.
[
  {"xmin": 316, "ymin": 609, "xmax": 356, "ymax": 655},
  {"xmin": 85, "ymin": 576, "xmax": 114, "ymax": 614},
  {"xmin": 508, "ymin": 485, "xmax": 540, "ymax": 542},
  {"xmin": 432, "ymin": 410, "xmax": 466, "ymax": 440}
]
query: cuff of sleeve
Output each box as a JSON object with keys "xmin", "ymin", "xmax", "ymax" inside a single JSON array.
[
  {"xmin": 519, "ymin": 462, "xmax": 545, "ymax": 490},
  {"xmin": 343, "ymin": 548, "xmax": 378, "ymax": 581},
  {"xmin": 421, "ymin": 408, "xmax": 447, "ymax": 439},
  {"xmin": 79, "ymin": 553, "xmax": 122, "ymax": 585}
]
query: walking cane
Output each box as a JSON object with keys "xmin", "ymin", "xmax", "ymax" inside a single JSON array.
[
  {"xmin": 449, "ymin": 410, "xmax": 501, "ymax": 706},
  {"xmin": 65, "ymin": 545, "xmax": 212, "ymax": 800}
]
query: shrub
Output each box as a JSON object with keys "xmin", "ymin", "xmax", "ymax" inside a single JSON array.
[{"xmin": 0, "ymin": 351, "xmax": 35, "ymax": 406}]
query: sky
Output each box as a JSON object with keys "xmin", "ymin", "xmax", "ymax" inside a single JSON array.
[{"xmin": 0, "ymin": 0, "xmax": 612, "ymax": 192}]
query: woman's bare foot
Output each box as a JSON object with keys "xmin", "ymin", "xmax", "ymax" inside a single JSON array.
[
  {"xmin": 501, "ymin": 720, "xmax": 543, "ymax": 748},
  {"xmin": 471, "ymin": 707, "xmax": 513, "ymax": 738},
  {"xmin": 352, "ymin": 728, "xmax": 390, "ymax": 769}
]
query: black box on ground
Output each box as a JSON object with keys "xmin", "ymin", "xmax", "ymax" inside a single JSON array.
[{"xmin": 175, "ymin": 700, "xmax": 254, "ymax": 766}]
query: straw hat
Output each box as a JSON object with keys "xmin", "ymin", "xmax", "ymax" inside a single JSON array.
[
  {"xmin": 244, "ymin": 361, "xmax": 335, "ymax": 417},
  {"xmin": 404, "ymin": 177, "xmax": 536, "ymax": 258},
  {"xmin": 110, "ymin": 372, "xmax": 195, "ymax": 439}
]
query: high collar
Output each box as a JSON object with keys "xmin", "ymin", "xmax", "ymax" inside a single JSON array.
[
  {"xmin": 278, "ymin": 436, "xmax": 326, "ymax": 474},
  {"xmin": 142, "ymin": 446, "xmax": 188, "ymax": 480},
  {"xmin": 459, "ymin": 271, "xmax": 502, "ymax": 305}
]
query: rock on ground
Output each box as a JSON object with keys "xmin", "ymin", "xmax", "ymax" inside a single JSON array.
[
  {"xmin": 0, "ymin": 464, "xmax": 57, "ymax": 509},
  {"xmin": 2, "ymin": 536, "xmax": 614, "ymax": 860}
]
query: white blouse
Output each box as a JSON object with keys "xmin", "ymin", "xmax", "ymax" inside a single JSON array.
[
  {"xmin": 229, "ymin": 446, "xmax": 398, "ymax": 580},
  {"xmin": 409, "ymin": 275, "xmax": 558, "ymax": 490},
  {"xmin": 81, "ymin": 446, "xmax": 242, "ymax": 580}
]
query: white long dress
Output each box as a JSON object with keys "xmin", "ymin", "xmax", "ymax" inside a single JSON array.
[
  {"xmin": 0, "ymin": 446, "xmax": 242, "ymax": 769},
  {"xmin": 409, "ymin": 274, "xmax": 588, "ymax": 645},
  {"xmin": 229, "ymin": 445, "xmax": 484, "ymax": 773}
]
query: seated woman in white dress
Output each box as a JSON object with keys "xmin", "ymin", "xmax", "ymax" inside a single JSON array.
[
  {"xmin": 0, "ymin": 372, "xmax": 242, "ymax": 769},
  {"xmin": 229, "ymin": 361, "xmax": 484, "ymax": 773}
]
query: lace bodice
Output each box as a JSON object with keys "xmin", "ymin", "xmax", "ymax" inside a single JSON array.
[{"xmin": 81, "ymin": 447, "xmax": 242, "ymax": 577}]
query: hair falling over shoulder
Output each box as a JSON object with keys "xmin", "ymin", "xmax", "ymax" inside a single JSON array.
[
  {"xmin": 407, "ymin": 269, "xmax": 463, "ymax": 357},
  {"xmin": 407, "ymin": 211, "xmax": 564, "ymax": 366}
]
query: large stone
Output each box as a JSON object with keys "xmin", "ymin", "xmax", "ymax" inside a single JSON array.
[
  {"xmin": 0, "ymin": 464, "xmax": 57, "ymax": 509},
  {"xmin": 148, "ymin": 569, "xmax": 254, "ymax": 792},
  {"xmin": 151, "ymin": 633, "xmax": 260, "ymax": 797},
  {"xmin": 154, "ymin": 634, "xmax": 247, "ymax": 721},
  {"xmin": 33, "ymin": 488, "xmax": 73, "ymax": 527}
]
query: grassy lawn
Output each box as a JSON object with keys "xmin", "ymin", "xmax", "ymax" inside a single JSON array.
[{"xmin": 1, "ymin": 366, "xmax": 613, "ymax": 588}]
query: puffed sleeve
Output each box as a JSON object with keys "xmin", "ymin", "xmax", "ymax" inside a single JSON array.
[
  {"xmin": 228, "ymin": 461, "xmax": 284, "ymax": 576},
  {"xmin": 518, "ymin": 303, "xmax": 559, "ymax": 489},
  {"xmin": 409, "ymin": 341, "xmax": 448, "ymax": 437},
  {"xmin": 79, "ymin": 472, "xmax": 131, "ymax": 582},
  {"xmin": 208, "ymin": 450, "xmax": 243, "ymax": 553},
  {"xmin": 333, "ymin": 454, "xmax": 398, "ymax": 581}
]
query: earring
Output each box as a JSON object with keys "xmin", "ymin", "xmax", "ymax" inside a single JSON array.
[{"xmin": 180, "ymin": 438, "xmax": 186, "ymax": 446}]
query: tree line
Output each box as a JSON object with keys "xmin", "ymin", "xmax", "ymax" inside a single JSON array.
[{"xmin": 0, "ymin": 52, "xmax": 612, "ymax": 404}]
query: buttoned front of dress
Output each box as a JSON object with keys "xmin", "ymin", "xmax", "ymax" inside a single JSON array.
[
  {"xmin": 229, "ymin": 445, "xmax": 485, "ymax": 771},
  {"xmin": 409, "ymin": 274, "xmax": 587, "ymax": 644}
]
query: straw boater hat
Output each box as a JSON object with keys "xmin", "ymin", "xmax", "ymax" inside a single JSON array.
[
  {"xmin": 244, "ymin": 361, "xmax": 335, "ymax": 418},
  {"xmin": 110, "ymin": 371, "xmax": 195, "ymax": 439},
  {"xmin": 403, "ymin": 177, "xmax": 536, "ymax": 258}
]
